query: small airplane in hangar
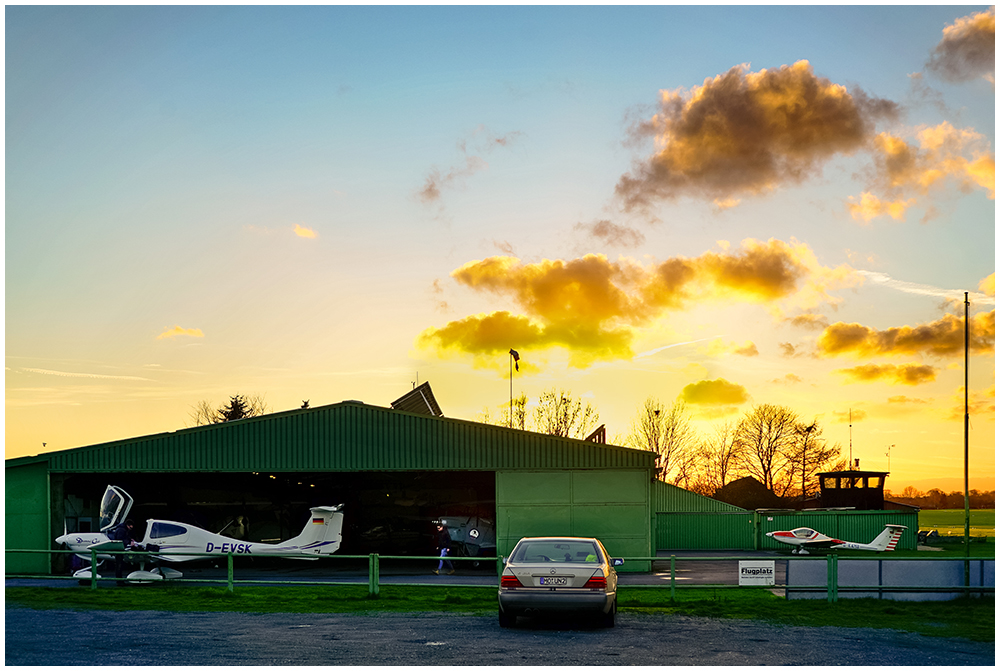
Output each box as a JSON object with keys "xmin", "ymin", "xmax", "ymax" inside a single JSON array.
[
  {"xmin": 55, "ymin": 485, "xmax": 345, "ymax": 582},
  {"xmin": 766, "ymin": 524, "xmax": 906, "ymax": 555}
]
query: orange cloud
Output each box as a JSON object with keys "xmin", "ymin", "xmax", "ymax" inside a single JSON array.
[
  {"xmin": 850, "ymin": 122, "xmax": 995, "ymax": 222},
  {"xmin": 926, "ymin": 7, "xmax": 995, "ymax": 83},
  {"xmin": 417, "ymin": 127, "xmax": 522, "ymax": 203},
  {"xmin": 707, "ymin": 339, "xmax": 758, "ymax": 357},
  {"xmin": 616, "ymin": 60, "xmax": 897, "ymax": 209},
  {"xmin": 575, "ymin": 220, "xmax": 645, "ymax": 248},
  {"xmin": 679, "ymin": 378, "xmax": 750, "ymax": 406},
  {"xmin": 788, "ymin": 313, "xmax": 830, "ymax": 330},
  {"xmin": 836, "ymin": 363, "xmax": 938, "ymax": 385},
  {"xmin": 416, "ymin": 311, "xmax": 633, "ymax": 368},
  {"xmin": 887, "ymin": 395, "xmax": 932, "ymax": 405},
  {"xmin": 419, "ymin": 239, "xmax": 860, "ymax": 366},
  {"xmin": 156, "ymin": 325, "xmax": 204, "ymax": 340},
  {"xmin": 947, "ymin": 385, "xmax": 996, "ymax": 421},
  {"xmin": 847, "ymin": 192, "xmax": 916, "ymax": 223},
  {"xmin": 293, "ymin": 224, "xmax": 317, "ymax": 239},
  {"xmin": 979, "ymin": 273, "xmax": 995, "ymax": 297},
  {"xmin": 817, "ymin": 310, "xmax": 995, "ymax": 358}
]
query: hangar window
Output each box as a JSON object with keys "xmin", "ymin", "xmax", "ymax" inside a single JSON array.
[{"xmin": 150, "ymin": 522, "xmax": 187, "ymax": 539}]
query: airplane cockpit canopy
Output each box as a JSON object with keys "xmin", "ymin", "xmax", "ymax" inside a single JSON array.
[
  {"xmin": 99, "ymin": 485, "xmax": 134, "ymax": 532},
  {"xmin": 149, "ymin": 522, "xmax": 187, "ymax": 539},
  {"xmin": 791, "ymin": 528, "xmax": 817, "ymax": 539}
]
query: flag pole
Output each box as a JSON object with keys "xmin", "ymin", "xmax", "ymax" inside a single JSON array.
[{"xmin": 508, "ymin": 349, "xmax": 520, "ymax": 429}]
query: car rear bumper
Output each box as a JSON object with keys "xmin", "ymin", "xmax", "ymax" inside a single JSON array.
[{"xmin": 498, "ymin": 588, "xmax": 615, "ymax": 615}]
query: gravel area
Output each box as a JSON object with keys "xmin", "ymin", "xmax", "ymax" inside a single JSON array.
[{"xmin": 5, "ymin": 607, "xmax": 994, "ymax": 666}]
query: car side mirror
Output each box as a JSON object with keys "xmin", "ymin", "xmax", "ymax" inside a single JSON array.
[
  {"xmin": 501, "ymin": 556, "xmax": 507, "ymax": 565},
  {"xmin": 612, "ymin": 558, "xmax": 624, "ymax": 567}
]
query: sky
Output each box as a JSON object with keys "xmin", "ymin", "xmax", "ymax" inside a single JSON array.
[{"xmin": 5, "ymin": 5, "xmax": 995, "ymax": 493}]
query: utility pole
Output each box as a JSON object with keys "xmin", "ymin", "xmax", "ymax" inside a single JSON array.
[{"xmin": 963, "ymin": 292, "xmax": 970, "ymax": 584}]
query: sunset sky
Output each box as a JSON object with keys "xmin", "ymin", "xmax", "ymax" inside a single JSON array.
[{"xmin": 6, "ymin": 6, "xmax": 995, "ymax": 492}]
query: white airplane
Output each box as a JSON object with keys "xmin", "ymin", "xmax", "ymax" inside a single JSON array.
[
  {"xmin": 56, "ymin": 485, "xmax": 345, "ymax": 582},
  {"xmin": 766, "ymin": 524, "xmax": 906, "ymax": 555}
]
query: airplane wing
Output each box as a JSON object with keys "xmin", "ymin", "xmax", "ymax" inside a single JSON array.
[
  {"xmin": 799, "ymin": 538, "xmax": 844, "ymax": 548},
  {"xmin": 89, "ymin": 540, "xmax": 125, "ymax": 552}
]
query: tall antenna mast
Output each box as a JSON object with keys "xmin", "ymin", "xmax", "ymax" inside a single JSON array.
[{"xmin": 849, "ymin": 408, "xmax": 853, "ymax": 470}]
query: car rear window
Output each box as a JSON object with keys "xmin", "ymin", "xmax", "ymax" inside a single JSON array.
[{"xmin": 513, "ymin": 540, "xmax": 601, "ymax": 563}]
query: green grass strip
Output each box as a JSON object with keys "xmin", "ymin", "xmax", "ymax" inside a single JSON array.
[{"xmin": 6, "ymin": 584, "xmax": 994, "ymax": 642}]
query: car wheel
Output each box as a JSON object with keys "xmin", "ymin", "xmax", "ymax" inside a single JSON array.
[
  {"xmin": 499, "ymin": 608, "xmax": 514, "ymax": 628},
  {"xmin": 600, "ymin": 599, "xmax": 616, "ymax": 628}
]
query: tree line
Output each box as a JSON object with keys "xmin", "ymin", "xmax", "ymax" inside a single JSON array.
[
  {"xmin": 481, "ymin": 390, "xmax": 844, "ymax": 500},
  {"xmin": 886, "ymin": 488, "xmax": 995, "ymax": 509}
]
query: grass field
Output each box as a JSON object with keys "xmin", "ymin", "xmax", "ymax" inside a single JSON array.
[
  {"xmin": 5, "ymin": 584, "xmax": 995, "ymax": 642},
  {"xmin": 919, "ymin": 509, "xmax": 995, "ymax": 537}
]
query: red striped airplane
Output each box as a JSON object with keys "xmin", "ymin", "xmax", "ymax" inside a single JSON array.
[{"xmin": 766, "ymin": 524, "xmax": 906, "ymax": 555}]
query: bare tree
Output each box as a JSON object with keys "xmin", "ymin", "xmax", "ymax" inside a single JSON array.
[
  {"xmin": 625, "ymin": 398, "xmax": 694, "ymax": 481},
  {"xmin": 780, "ymin": 421, "xmax": 844, "ymax": 499},
  {"xmin": 698, "ymin": 421, "xmax": 744, "ymax": 494},
  {"xmin": 477, "ymin": 393, "xmax": 528, "ymax": 430},
  {"xmin": 734, "ymin": 404, "xmax": 800, "ymax": 494},
  {"xmin": 190, "ymin": 393, "xmax": 269, "ymax": 426},
  {"xmin": 189, "ymin": 399, "xmax": 218, "ymax": 427},
  {"xmin": 533, "ymin": 388, "xmax": 599, "ymax": 439},
  {"xmin": 503, "ymin": 393, "xmax": 528, "ymax": 430}
]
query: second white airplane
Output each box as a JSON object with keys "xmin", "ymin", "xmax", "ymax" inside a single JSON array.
[{"xmin": 766, "ymin": 524, "xmax": 906, "ymax": 555}]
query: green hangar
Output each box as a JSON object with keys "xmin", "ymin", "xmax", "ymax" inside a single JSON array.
[{"xmin": 6, "ymin": 385, "xmax": 659, "ymax": 574}]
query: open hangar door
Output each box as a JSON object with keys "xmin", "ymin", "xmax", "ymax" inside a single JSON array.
[{"xmin": 55, "ymin": 470, "xmax": 495, "ymax": 559}]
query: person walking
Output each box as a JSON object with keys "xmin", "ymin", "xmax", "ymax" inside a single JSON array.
[{"xmin": 433, "ymin": 523, "xmax": 454, "ymax": 575}]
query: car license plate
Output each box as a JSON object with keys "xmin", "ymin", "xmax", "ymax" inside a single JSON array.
[{"xmin": 539, "ymin": 576, "xmax": 567, "ymax": 586}]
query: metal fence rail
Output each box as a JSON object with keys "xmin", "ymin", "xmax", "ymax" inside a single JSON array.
[{"xmin": 6, "ymin": 549, "xmax": 994, "ymax": 603}]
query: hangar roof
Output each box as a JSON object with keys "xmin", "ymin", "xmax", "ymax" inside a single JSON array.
[{"xmin": 6, "ymin": 401, "xmax": 656, "ymax": 474}]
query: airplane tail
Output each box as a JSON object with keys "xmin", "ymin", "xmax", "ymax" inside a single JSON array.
[
  {"xmin": 869, "ymin": 524, "xmax": 907, "ymax": 552},
  {"xmin": 276, "ymin": 505, "xmax": 345, "ymax": 556}
]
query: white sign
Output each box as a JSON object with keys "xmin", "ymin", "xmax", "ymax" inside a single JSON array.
[{"xmin": 739, "ymin": 560, "xmax": 775, "ymax": 586}]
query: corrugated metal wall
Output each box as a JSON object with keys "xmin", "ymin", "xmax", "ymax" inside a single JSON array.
[
  {"xmin": 652, "ymin": 481, "xmax": 754, "ymax": 550},
  {"xmin": 31, "ymin": 402, "xmax": 656, "ymax": 473},
  {"xmin": 5, "ymin": 461, "xmax": 50, "ymax": 573},
  {"xmin": 756, "ymin": 509, "xmax": 920, "ymax": 551},
  {"xmin": 497, "ymin": 470, "xmax": 651, "ymax": 570},
  {"xmin": 656, "ymin": 512, "xmax": 754, "ymax": 550}
]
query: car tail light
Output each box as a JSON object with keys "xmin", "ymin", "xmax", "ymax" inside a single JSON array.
[
  {"xmin": 583, "ymin": 575, "xmax": 607, "ymax": 589},
  {"xmin": 500, "ymin": 575, "xmax": 522, "ymax": 588}
]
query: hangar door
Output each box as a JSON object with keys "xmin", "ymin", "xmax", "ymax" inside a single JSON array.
[{"xmin": 496, "ymin": 470, "xmax": 650, "ymax": 570}]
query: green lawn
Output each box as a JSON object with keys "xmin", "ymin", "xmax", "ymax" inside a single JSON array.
[
  {"xmin": 919, "ymin": 509, "xmax": 994, "ymax": 537},
  {"xmin": 6, "ymin": 584, "xmax": 994, "ymax": 642}
]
